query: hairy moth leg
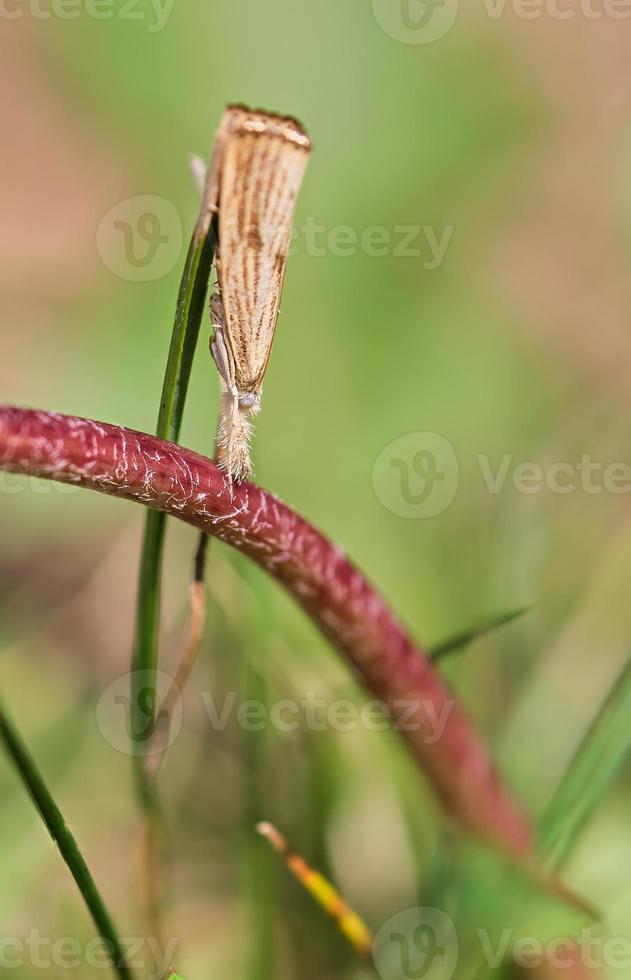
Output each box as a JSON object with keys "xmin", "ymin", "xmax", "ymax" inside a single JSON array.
[
  {"xmin": 210, "ymin": 293, "xmax": 237, "ymax": 479},
  {"xmin": 210, "ymin": 293, "xmax": 261, "ymax": 482}
]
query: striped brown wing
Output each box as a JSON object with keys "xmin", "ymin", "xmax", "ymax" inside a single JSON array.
[{"xmin": 217, "ymin": 110, "xmax": 310, "ymax": 392}]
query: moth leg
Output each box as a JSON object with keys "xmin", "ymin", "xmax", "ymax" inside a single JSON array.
[
  {"xmin": 209, "ymin": 295, "xmax": 237, "ymax": 484},
  {"xmin": 215, "ymin": 382, "xmax": 256, "ymax": 484},
  {"xmin": 209, "ymin": 297, "xmax": 236, "ymax": 395},
  {"xmin": 209, "ymin": 290, "xmax": 225, "ymax": 327},
  {"xmin": 225, "ymin": 388, "xmax": 239, "ymax": 481},
  {"xmin": 210, "ymin": 298, "xmax": 257, "ymax": 483},
  {"xmin": 211, "ymin": 331, "xmax": 237, "ymax": 397}
]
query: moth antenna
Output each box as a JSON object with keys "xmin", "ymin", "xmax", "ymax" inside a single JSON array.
[{"xmin": 188, "ymin": 153, "xmax": 207, "ymax": 197}]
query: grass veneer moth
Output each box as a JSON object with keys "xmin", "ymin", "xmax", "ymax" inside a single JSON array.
[{"xmin": 204, "ymin": 103, "xmax": 311, "ymax": 482}]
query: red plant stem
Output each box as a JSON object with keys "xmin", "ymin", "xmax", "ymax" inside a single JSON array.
[{"xmin": 0, "ymin": 406, "xmax": 531, "ymax": 857}]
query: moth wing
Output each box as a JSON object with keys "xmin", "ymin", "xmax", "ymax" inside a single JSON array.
[{"xmin": 217, "ymin": 118, "xmax": 310, "ymax": 392}]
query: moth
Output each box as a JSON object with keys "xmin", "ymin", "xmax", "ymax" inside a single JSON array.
[{"xmin": 205, "ymin": 104, "xmax": 311, "ymax": 482}]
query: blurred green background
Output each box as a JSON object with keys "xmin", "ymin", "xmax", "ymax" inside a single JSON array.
[{"xmin": 3, "ymin": 1, "xmax": 631, "ymax": 977}]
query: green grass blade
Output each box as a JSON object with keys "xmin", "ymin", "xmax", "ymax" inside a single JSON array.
[
  {"xmin": 537, "ymin": 655, "xmax": 631, "ymax": 869},
  {"xmin": 131, "ymin": 218, "xmax": 215, "ymax": 774},
  {"xmin": 429, "ymin": 606, "xmax": 531, "ymax": 660},
  {"xmin": 0, "ymin": 696, "xmax": 133, "ymax": 980},
  {"xmin": 129, "ymin": 191, "xmax": 216, "ymax": 938}
]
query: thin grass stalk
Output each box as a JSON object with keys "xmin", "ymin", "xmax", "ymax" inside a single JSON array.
[
  {"xmin": 130, "ymin": 189, "xmax": 216, "ymax": 935},
  {"xmin": 537, "ymin": 655, "xmax": 631, "ymax": 870},
  {"xmin": 0, "ymin": 696, "xmax": 132, "ymax": 980},
  {"xmin": 131, "ymin": 223, "xmax": 215, "ymax": 778},
  {"xmin": 429, "ymin": 607, "xmax": 531, "ymax": 660}
]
